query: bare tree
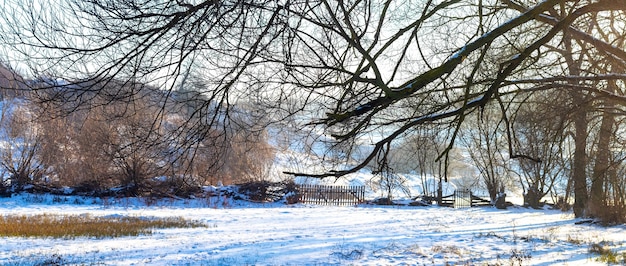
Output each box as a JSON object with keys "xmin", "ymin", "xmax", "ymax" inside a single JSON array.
[
  {"xmin": 386, "ymin": 126, "xmax": 469, "ymax": 198},
  {"xmin": 38, "ymin": 112, "xmax": 86, "ymax": 188},
  {"xmin": 510, "ymin": 91, "xmax": 569, "ymax": 208},
  {"xmin": 165, "ymin": 85, "xmax": 276, "ymax": 186},
  {"xmin": 0, "ymin": 99, "xmax": 45, "ymax": 191},
  {"xmin": 459, "ymin": 106, "xmax": 514, "ymax": 203}
]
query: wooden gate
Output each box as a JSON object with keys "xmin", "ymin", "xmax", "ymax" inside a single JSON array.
[{"xmin": 297, "ymin": 184, "xmax": 365, "ymax": 206}]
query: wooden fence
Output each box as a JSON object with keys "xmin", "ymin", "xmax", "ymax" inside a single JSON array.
[{"xmin": 297, "ymin": 184, "xmax": 365, "ymax": 206}]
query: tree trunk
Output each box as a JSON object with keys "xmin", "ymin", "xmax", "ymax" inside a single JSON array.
[
  {"xmin": 588, "ymin": 97, "xmax": 614, "ymax": 217},
  {"xmin": 524, "ymin": 183, "xmax": 542, "ymax": 209},
  {"xmin": 572, "ymin": 102, "xmax": 588, "ymax": 218},
  {"xmin": 562, "ymin": 26, "xmax": 588, "ymax": 218},
  {"xmin": 437, "ymin": 176, "xmax": 442, "ymax": 206}
]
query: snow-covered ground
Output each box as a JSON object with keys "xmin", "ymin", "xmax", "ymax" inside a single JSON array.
[{"xmin": 1, "ymin": 194, "xmax": 625, "ymax": 265}]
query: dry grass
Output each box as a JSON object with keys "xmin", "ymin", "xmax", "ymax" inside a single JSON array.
[
  {"xmin": 0, "ymin": 214, "xmax": 207, "ymax": 239},
  {"xmin": 589, "ymin": 242, "xmax": 625, "ymax": 264}
]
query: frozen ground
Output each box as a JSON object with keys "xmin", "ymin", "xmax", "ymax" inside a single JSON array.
[{"xmin": 1, "ymin": 193, "xmax": 625, "ymax": 265}]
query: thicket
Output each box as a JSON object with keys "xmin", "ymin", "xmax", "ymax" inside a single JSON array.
[{"xmin": 0, "ymin": 81, "xmax": 275, "ymax": 197}]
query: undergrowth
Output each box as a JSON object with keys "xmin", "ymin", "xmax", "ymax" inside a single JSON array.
[
  {"xmin": 0, "ymin": 214, "xmax": 207, "ymax": 238},
  {"xmin": 589, "ymin": 242, "xmax": 626, "ymax": 264}
]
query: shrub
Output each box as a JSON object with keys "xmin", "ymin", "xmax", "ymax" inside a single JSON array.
[
  {"xmin": 589, "ymin": 242, "xmax": 623, "ymax": 264},
  {"xmin": 237, "ymin": 180, "xmax": 297, "ymax": 202},
  {"xmin": 595, "ymin": 204, "xmax": 626, "ymax": 225},
  {"xmin": 149, "ymin": 176, "xmax": 203, "ymax": 198}
]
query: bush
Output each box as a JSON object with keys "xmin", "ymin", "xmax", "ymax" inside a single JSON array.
[
  {"xmin": 0, "ymin": 180, "xmax": 9, "ymax": 197},
  {"xmin": 237, "ymin": 180, "xmax": 297, "ymax": 203},
  {"xmin": 594, "ymin": 204, "xmax": 626, "ymax": 225},
  {"xmin": 589, "ymin": 242, "xmax": 624, "ymax": 264},
  {"xmin": 149, "ymin": 176, "xmax": 203, "ymax": 198},
  {"xmin": 71, "ymin": 180, "xmax": 103, "ymax": 195}
]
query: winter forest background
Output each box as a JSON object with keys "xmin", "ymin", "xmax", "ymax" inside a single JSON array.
[{"xmin": 0, "ymin": 0, "xmax": 625, "ymax": 224}]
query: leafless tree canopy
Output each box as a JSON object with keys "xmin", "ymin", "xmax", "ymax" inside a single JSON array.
[{"xmin": 3, "ymin": 1, "xmax": 622, "ymax": 174}]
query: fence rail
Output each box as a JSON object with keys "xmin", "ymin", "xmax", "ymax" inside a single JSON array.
[
  {"xmin": 297, "ymin": 184, "xmax": 365, "ymax": 206},
  {"xmin": 433, "ymin": 189, "xmax": 492, "ymax": 208}
]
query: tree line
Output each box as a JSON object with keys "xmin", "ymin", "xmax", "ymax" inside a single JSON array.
[{"xmin": 0, "ymin": 68, "xmax": 274, "ymax": 197}]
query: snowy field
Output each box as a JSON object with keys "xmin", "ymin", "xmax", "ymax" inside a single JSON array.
[{"xmin": 1, "ymin": 194, "xmax": 625, "ymax": 265}]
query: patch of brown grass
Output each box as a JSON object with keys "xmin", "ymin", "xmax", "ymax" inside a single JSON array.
[
  {"xmin": 589, "ymin": 242, "xmax": 624, "ymax": 264},
  {"xmin": 0, "ymin": 214, "xmax": 207, "ymax": 239}
]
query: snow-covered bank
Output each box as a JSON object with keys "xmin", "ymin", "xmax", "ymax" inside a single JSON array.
[{"xmin": 0, "ymin": 194, "xmax": 624, "ymax": 265}]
